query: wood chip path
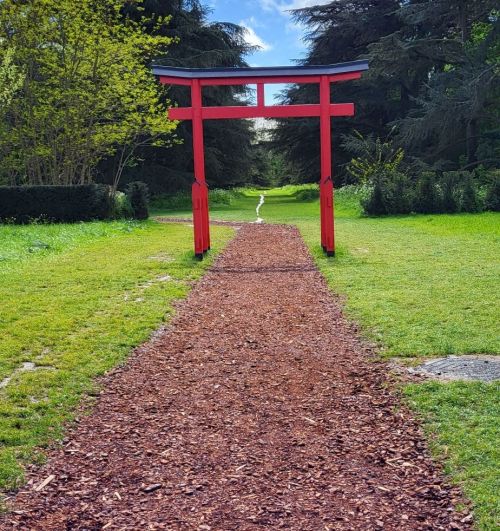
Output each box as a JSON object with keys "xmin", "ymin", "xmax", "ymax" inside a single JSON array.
[{"xmin": 2, "ymin": 225, "xmax": 471, "ymax": 530}]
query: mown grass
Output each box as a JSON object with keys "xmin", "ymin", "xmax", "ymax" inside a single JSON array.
[
  {"xmin": 405, "ymin": 382, "xmax": 499, "ymax": 530},
  {"xmin": 156, "ymin": 184, "xmax": 499, "ymax": 529},
  {"xmin": 0, "ymin": 220, "xmax": 233, "ymax": 491},
  {"xmin": 0, "ymin": 220, "xmax": 137, "ymax": 266}
]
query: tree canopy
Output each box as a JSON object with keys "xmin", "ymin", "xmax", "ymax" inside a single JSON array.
[
  {"xmin": 0, "ymin": 0, "xmax": 497, "ymax": 192},
  {"xmin": 0, "ymin": 0, "xmax": 176, "ymax": 187},
  {"xmin": 272, "ymin": 0, "xmax": 499, "ymax": 183},
  {"xmin": 107, "ymin": 0, "xmax": 257, "ymax": 193}
]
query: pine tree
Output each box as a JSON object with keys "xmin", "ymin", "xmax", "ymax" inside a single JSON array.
[
  {"xmin": 272, "ymin": 0, "xmax": 499, "ymax": 183},
  {"xmin": 387, "ymin": 0, "xmax": 500, "ymax": 168},
  {"xmin": 272, "ymin": 0, "xmax": 402, "ymax": 183}
]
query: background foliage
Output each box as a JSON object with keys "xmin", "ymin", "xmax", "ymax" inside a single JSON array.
[{"xmin": 272, "ymin": 0, "xmax": 499, "ymax": 187}]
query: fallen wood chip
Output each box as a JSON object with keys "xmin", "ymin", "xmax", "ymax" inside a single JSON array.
[
  {"xmin": 141, "ymin": 483, "xmax": 162, "ymax": 494},
  {"xmin": 34, "ymin": 475, "xmax": 55, "ymax": 492}
]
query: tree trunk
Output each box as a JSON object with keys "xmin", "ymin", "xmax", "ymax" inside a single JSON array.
[{"xmin": 458, "ymin": 1, "xmax": 470, "ymax": 43}]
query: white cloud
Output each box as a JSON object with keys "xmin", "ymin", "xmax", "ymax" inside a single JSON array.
[
  {"xmin": 258, "ymin": 0, "xmax": 331, "ymax": 14},
  {"xmin": 240, "ymin": 21, "xmax": 273, "ymax": 51},
  {"xmin": 258, "ymin": 0, "xmax": 281, "ymax": 12},
  {"xmin": 287, "ymin": 0, "xmax": 331, "ymax": 8}
]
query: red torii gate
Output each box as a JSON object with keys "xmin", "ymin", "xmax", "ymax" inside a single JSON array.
[{"xmin": 152, "ymin": 60, "xmax": 369, "ymax": 258}]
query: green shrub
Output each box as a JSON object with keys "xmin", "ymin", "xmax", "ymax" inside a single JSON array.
[
  {"xmin": 111, "ymin": 191, "xmax": 133, "ymax": 219},
  {"xmin": 361, "ymin": 171, "xmax": 413, "ymax": 216},
  {"xmin": 0, "ymin": 184, "xmax": 112, "ymax": 223},
  {"xmin": 125, "ymin": 181, "xmax": 149, "ymax": 220},
  {"xmin": 209, "ymin": 188, "xmax": 236, "ymax": 205},
  {"xmin": 414, "ymin": 172, "xmax": 442, "ymax": 214},
  {"xmin": 387, "ymin": 173, "xmax": 414, "ymax": 214},
  {"xmin": 296, "ymin": 188, "xmax": 320, "ymax": 201},
  {"xmin": 460, "ymin": 174, "xmax": 481, "ymax": 212},
  {"xmin": 344, "ymin": 130, "xmax": 405, "ymax": 185},
  {"xmin": 441, "ymin": 172, "xmax": 459, "ymax": 213},
  {"xmin": 362, "ymin": 181, "xmax": 388, "ymax": 215},
  {"xmin": 150, "ymin": 191, "xmax": 191, "ymax": 211},
  {"xmin": 151, "ymin": 188, "xmax": 238, "ymax": 211},
  {"xmin": 485, "ymin": 177, "xmax": 500, "ymax": 211}
]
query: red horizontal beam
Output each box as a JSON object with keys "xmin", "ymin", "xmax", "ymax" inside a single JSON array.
[
  {"xmin": 159, "ymin": 72, "xmax": 362, "ymax": 88},
  {"xmin": 200, "ymin": 76, "xmax": 321, "ymax": 86},
  {"xmin": 168, "ymin": 103, "xmax": 354, "ymax": 121},
  {"xmin": 198, "ymin": 72, "xmax": 361, "ymax": 86},
  {"xmin": 159, "ymin": 75, "xmax": 192, "ymax": 86}
]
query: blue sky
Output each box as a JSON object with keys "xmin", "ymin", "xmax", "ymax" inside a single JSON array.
[{"xmin": 207, "ymin": 0, "xmax": 331, "ymax": 103}]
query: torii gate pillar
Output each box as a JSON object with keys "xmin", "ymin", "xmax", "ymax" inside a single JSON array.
[{"xmin": 153, "ymin": 61, "xmax": 369, "ymax": 259}]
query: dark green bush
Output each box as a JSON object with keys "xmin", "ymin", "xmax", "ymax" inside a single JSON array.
[
  {"xmin": 485, "ymin": 177, "xmax": 500, "ymax": 212},
  {"xmin": 360, "ymin": 168, "xmax": 490, "ymax": 217},
  {"xmin": 362, "ymin": 180, "xmax": 388, "ymax": 215},
  {"xmin": 0, "ymin": 184, "xmax": 112, "ymax": 223},
  {"xmin": 125, "ymin": 181, "xmax": 149, "ymax": 220},
  {"xmin": 296, "ymin": 188, "xmax": 320, "ymax": 201},
  {"xmin": 362, "ymin": 171, "xmax": 413, "ymax": 215},
  {"xmin": 461, "ymin": 174, "xmax": 481, "ymax": 212},
  {"xmin": 387, "ymin": 173, "xmax": 414, "ymax": 214},
  {"xmin": 441, "ymin": 172, "xmax": 459, "ymax": 213},
  {"xmin": 414, "ymin": 172, "xmax": 442, "ymax": 213}
]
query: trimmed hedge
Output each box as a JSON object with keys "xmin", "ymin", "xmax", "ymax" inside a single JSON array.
[
  {"xmin": 125, "ymin": 181, "xmax": 149, "ymax": 220},
  {"xmin": 0, "ymin": 184, "xmax": 112, "ymax": 223},
  {"xmin": 362, "ymin": 170, "xmax": 500, "ymax": 216}
]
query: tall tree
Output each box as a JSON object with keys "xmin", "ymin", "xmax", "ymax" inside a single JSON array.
[
  {"xmin": 273, "ymin": 0, "xmax": 499, "ymax": 182},
  {"xmin": 272, "ymin": 0, "xmax": 401, "ymax": 183},
  {"xmin": 384, "ymin": 1, "xmax": 500, "ymax": 168}
]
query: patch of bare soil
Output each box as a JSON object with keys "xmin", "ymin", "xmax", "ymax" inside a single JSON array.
[{"xmin": 1, "ymin": 225, "xmax": 471, "ymax": 530}]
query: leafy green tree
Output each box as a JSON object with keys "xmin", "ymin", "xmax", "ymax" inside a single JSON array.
[
  {"xmin": 0, "ymin": 47, "xmax": 24, "ymax": 115},
  {"xmin": 0, "ymin": 0, "xmax": 175, "ymax": 187}
]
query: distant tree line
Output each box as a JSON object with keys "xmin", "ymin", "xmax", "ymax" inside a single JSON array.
[{"xmin": 0, "ymin": 0, "xmax": 498, "ymax": 205}]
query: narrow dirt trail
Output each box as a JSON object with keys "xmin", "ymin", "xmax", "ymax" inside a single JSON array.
[{"xmin": 2, "ymin": 225, "xmax": 469, "ymax": 530}]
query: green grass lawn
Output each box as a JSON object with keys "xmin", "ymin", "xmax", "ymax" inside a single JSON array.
[
  {"xmin": 0, "ymin": 220, "xmax": 233, "ymax": 491},
  {"xmin": 156, "ymin": 185, "xmax": 499, "ymax": 529}
]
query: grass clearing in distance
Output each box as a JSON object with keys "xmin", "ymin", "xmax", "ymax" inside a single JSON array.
[
  {"xmin": 155, "ymin": 185, "xmax": 499, "ymax": 529},
  {"xmin": 0, "ymin": 220, "xmax": 233, "ymax": 491}
]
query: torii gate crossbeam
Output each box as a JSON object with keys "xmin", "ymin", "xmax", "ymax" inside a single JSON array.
[{"xmin": 152, "ymin": 60, "xmax": 369, "ymax": 259}]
